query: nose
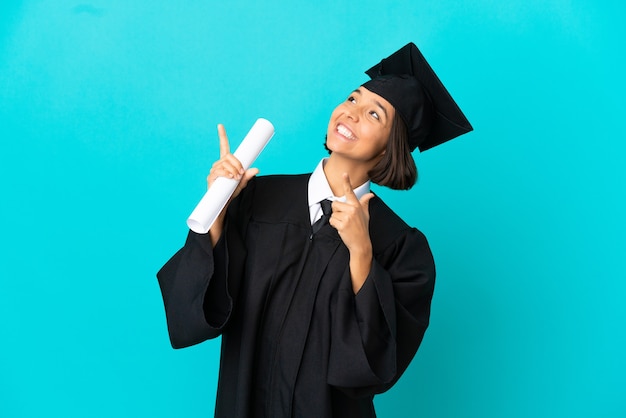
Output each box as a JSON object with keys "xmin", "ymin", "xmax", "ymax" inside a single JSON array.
[{"xmin": 346, "ymin": 103, "xmax": 360, "ymax": 121}]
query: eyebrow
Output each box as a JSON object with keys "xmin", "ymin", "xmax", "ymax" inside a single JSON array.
[{"xmin": 353, "ymin": 88, "xmax": 389, "ymax": 120}]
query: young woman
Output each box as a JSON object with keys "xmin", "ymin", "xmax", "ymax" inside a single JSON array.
[{"xmin": 157, "ymin": 42, "xmax": 472, "ymax": 418}]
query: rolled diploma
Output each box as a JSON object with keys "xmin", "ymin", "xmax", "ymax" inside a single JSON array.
[{"xmin": 186, "ymin": 118, "xmax": 274, "ymax": 234}]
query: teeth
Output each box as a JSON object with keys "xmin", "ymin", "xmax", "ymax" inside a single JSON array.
[{"xmin": 337, "ymin": 124, "xmax": 355, "ymax": 140}]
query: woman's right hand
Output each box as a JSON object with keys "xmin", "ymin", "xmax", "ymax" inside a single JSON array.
[
  {"xmin": 207, "ymin": 124, "xmax": 259, "ymax": 193},
  {"xmin": 207, "ymin": 124, "xmax": 259, "ymax": 245}
]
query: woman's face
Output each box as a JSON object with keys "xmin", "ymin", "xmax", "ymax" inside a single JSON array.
[{"xmin": 326, "ymin": 86, "xmax": 395, "ymax": 165}]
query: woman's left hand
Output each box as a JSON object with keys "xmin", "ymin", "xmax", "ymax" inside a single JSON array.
[
  {"xmin": 329, "ymin": 173, "xmax": 374, "ymax": 252},
  {"xmin": 329, "ymin": 173, "xmax": 374, "ymax": 293}
]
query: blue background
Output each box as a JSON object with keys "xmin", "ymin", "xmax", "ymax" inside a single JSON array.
[{"xmin": 1, "ymin": 1, "xmax": 624, "ymax": 417}]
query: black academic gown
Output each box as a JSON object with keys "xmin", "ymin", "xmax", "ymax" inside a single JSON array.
[{"xmin": 157, "ymin": 174, "xmax": 435, "ymax": 418}]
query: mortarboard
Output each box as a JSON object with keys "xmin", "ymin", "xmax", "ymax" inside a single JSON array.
[{"xmin": 362, "ymin": 42, "xmax": 473, "ymax": 152}]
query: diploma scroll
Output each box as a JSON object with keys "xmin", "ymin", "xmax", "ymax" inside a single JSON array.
[{"xmin": 186, "ymin": 118, "xmax": 275, "ymax": 234}]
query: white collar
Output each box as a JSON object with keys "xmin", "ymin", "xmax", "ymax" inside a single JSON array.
[{"xmin": 307, "ymin": 158, "xmax": 370, "ymax": 208}]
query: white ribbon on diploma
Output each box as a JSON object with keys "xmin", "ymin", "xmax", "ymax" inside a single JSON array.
[{"xmin": 186, "ymin": 118, "xmax": 275, "ymax": 234}]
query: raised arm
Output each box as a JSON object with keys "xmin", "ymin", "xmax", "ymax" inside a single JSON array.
[{"xmin": 207, "ymin": 124, "xmax": 258, "ymax": 246}]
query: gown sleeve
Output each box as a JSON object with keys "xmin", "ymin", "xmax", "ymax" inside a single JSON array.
[
  {"xmin": 156, "ymin": 184, "xmax": 253, "ymax": 349},
  {"xmin": 156, "ymin": 230, "xmax": 231, "ymax": 348},
  {"xmin": 327, "ymin": 227, "xmax": 436, "ymax": 397}
]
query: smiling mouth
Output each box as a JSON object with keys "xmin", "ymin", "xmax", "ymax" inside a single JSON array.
[{"xmin": 336, "ymin": 124, "xmax": 356, "ymax": 141}]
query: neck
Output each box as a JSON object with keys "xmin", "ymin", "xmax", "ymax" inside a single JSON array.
[{"xmin": 323, "ymin": 154, "xmax": 373, "ymax": 196}]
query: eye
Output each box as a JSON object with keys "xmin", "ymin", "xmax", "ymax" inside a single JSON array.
[
  {"xmin": 370, "ymin": 111, "xmax": 380, "ymax": 120},
  {"xmin": 347, "ymin": 96, "xmax": 356, "ymax": 104}
]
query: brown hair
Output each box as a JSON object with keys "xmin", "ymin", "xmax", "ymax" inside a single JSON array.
[{"xmin": 367, "ymin": 112, "xmax": 417, "ymax": 190}]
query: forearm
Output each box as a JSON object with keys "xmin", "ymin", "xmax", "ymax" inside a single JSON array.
[
  {"xmin": 209, "ymin": 211, "xmax": 226, "ymax": 247},
  {"xmin": 349, "ymin": 245, "xmax": 373, "ymax": 294}
]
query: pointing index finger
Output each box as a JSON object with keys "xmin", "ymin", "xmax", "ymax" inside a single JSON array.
[
  {"xmin": 342, "ymin": 173, "xmax": 359, "ymax": 204},
  {"xmin": 217, "ymin": 124, "xmax": 230, "ymax": 157}
]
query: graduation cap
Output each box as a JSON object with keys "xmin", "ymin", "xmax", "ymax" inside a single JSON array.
[{"xmin": 362, "ymin": 42, "xmax": 473, "ymax": 152}]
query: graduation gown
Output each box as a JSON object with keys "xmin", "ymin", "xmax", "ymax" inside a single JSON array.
[{"xmin": 157, "ymin": 174, "xmax": 435, "ymax": 418}]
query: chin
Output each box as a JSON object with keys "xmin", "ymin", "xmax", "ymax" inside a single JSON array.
[
  {"xmin": 325, "ymin": 139, "xmax": 345, "ymax": 155},
  {"xmin": 324, "ymin": 134, "xmax": 340, "ymax": 153},
  {"xmin": 323, "ymin": 136, "xmax": 333, "ymax": 154}
]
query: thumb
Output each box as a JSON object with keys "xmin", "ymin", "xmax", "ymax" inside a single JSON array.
[
  {"xmin": 239, "ymin": 167, "xmax": 259, "ymax": 188},
  {"xmin": 360, "ymin": 192, "xmax": 375, "ymax": 211}
]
